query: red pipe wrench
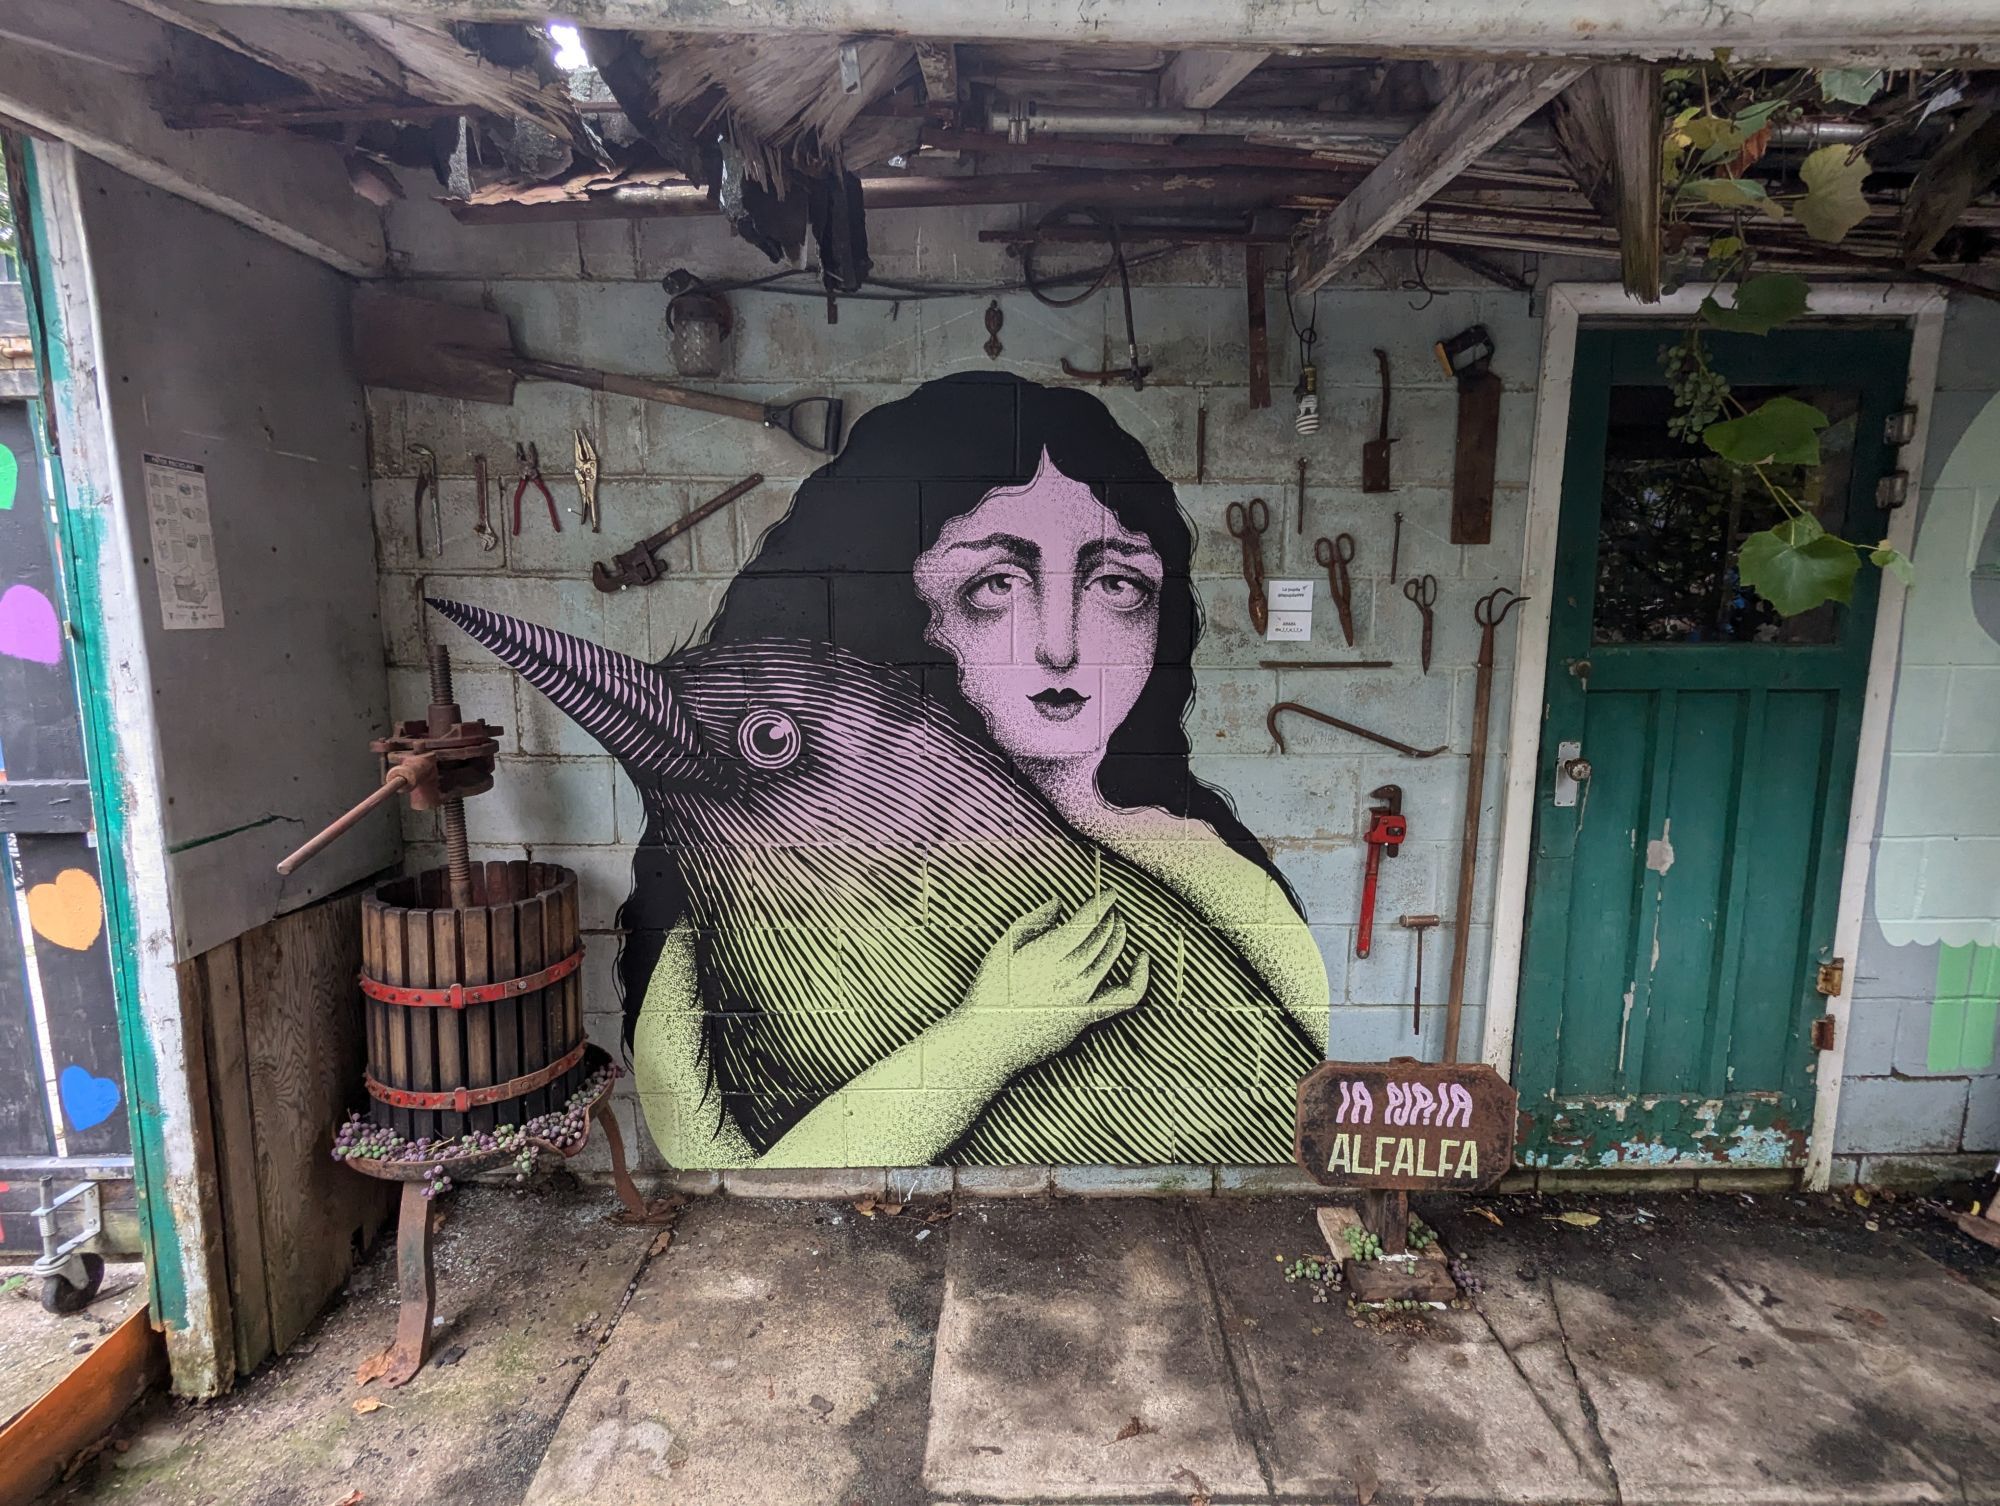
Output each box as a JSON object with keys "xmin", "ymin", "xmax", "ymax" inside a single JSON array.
[{"xmin": 1356, "ymin": 783, "xmax": 1406, "ymax": 958}]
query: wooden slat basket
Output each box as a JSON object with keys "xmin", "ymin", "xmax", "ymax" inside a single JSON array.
[{"xmin": 359, "ymin": 861, "xmax": 585, "ymax": 1141}]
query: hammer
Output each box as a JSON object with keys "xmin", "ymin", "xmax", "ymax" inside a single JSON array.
[{"xmin": 1399, "ymin": 914, "xmax": 1441, "ymax": 1035}]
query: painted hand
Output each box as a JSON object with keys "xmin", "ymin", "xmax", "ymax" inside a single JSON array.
[{"xmin": 957, "ymin": 893, "xmax": 1152, "ymax": 1075}]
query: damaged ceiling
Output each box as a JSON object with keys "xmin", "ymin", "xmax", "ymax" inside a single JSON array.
[{"xmin": 9, "ymin": 0, "xmax": 2000, "ymax": 298}]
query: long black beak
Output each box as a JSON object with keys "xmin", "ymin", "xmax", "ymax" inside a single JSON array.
[{"xmin": 426, "ymin": 599, "xmax": 704, "ymax": 776}]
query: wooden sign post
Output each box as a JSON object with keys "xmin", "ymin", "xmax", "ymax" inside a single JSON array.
[{"xmin": 1294, "ymin": 1057, "xmax": 1518, "ymax": 1302}]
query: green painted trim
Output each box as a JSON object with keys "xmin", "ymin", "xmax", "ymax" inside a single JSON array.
[{"xmin": 19, "ymin": 142, "xmax": 188, "ymax": 1329}]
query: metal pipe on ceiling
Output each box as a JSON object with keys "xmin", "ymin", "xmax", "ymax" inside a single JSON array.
[{"xmin": 988, "ymin": 99, "xmax": 1871, "ymax": 147}]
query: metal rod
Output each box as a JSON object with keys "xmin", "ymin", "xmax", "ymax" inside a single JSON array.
[
  {"xmin": 275, "ymin": 769, "xmax": 416, "ymax": 875},
  {"xmin": 429, "ymin": 645, "xmax": 476, "ymax": 911},
  {"xmin": 1258, "ymin": 659, "xmax": 1393, "ymax": 670},
  {"xmin": 1268, "ymin": 701, "xmax": 1447, "ymax": 759},
  {"xmin": 1444, "ymin": 589, "xmax": 1527, "ymax": 1062}
]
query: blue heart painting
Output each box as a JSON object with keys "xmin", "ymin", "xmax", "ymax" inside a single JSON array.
[{"xmin": 58, "ymin": 1065, "xmax": 121, "ymax": 1132}]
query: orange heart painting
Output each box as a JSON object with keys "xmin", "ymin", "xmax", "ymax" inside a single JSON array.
[{"xmin": 27, "ymin": 868, "xmax": 103, "ymax": 952}]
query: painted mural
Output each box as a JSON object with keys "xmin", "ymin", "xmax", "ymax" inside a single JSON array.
[{"xmin": 438, "ymin": 372, "xmax": 1330, "ymax": 1168}]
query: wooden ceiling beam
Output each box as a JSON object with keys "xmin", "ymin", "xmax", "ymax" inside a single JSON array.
[
  {"xmin": 1290, "ymin": 60, "xmax": 1583, "ymax": 294},
  {"xmin": 0, "ymin": 41, "xmax": 386, "ymax": 275},
  {"xmin": 1550, "ymin": 64, "xmax": 1662, "ymax": 301},
  {"xmin": 1159, "ymin": 50, "xmax": 1267, "ymax": 109}
]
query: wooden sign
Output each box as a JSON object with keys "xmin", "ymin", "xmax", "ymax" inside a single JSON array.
[{"xmin": 1294, "ymin": 1057, "xmax": 1517, "ymax": 1192}]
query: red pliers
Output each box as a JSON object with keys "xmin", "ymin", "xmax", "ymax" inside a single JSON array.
[{"xmin": 512, "ymin": 441, "xmax": 561, "ymax": 535}]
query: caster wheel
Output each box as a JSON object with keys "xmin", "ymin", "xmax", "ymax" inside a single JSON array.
[{"xmin": 39, "ymin": 1253, "xmax": 105, "ymax": 1315}]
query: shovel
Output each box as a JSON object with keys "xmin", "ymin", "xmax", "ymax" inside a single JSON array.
[
  {"xmin": 353, "ymin": 289, "xmax": 845, "ymax": 456},
  {"xmin": 1362, "ymin": 347, "xmax": 1395, "ymax": 493}
]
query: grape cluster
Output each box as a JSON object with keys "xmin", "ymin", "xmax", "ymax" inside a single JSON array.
[
  {"xmin": 1407, "ymin": 1218, "xmax": 1437, "ymax": 1252},
  {"xmin": 1448, "ymin": 1256, "xmax": 1483, "ymax": 1296},
  {"xmin": 330, "ymin": 1064, "xmax": 620, "ymax": 1199},
  {"xmin": 1283, "ymin": 1254, "xmax": 1340, "ymax": 1303},
  {"xmin": 1342, "ymin": 1225, "xmax": 1384, "ymax": 1262},
  {"xmin": 1661, "ymin": 336, "xmax": 1731, "ymax": 440}
]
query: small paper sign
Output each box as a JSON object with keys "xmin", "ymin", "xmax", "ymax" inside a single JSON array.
[{"xmin": 1265, "ymin": 579, "xmax": 1313, "ymax": 641}]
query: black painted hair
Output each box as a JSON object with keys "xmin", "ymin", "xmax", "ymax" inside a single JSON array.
[{"xmin": 617, "ymin": 371, "xmax": 1301, "ymax": 1045}]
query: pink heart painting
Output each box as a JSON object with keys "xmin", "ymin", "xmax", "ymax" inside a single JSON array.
[{"xmin": 0, "ymin": 584, "xmax": 62, "ymax": 665}]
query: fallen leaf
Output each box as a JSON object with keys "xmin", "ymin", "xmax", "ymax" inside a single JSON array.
[
  {"xmin": 1355, "ymin": 1459, "xmax": 1381, "ymax": 1505},
  {"xmin": 1551, "ymin": 1212, "xmax": 1601, "ymax": 1228},
  {"xmin": 1472, "ymin": 1207, "xmax": 1504, "ymax": 1226},
  {"xmin": 853, "ymin": 1197, "xmax": 878, "ymax": 1218},
  {"xmin": 649, "ymin": 1229, "xmax": 674, "ymax": 1258},
  {"xmin": 352, "ymin": 1397, "xmax": 384, "ymax": 1416},
  {"xmin": 1170, "ymin": 1466, "xmax": 1212, "ymax": 1506},
  {"xmin": 331, "ymin": 1493, "xmax": 365, "ymax": 1506},
  {"xmin": 1112, "ymin": 1415, "xmax": 1156, "ymax": 1442},
  {"xmin": 1853, "ymin": 1188, "xmax": 1873, "ymax": 1208},
  {"xmin": 353, "ymin": 1348, "xmax": 393, "ymax": 1388}
]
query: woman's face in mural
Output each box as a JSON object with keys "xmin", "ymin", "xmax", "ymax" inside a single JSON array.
[{"xmin": 915, "ymin": 451, "xmax": 1163, "ymax": 769}]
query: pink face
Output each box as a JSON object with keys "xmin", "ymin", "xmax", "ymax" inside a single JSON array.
[{"xmin": 915, "ymin": 451, "xmax": 1164, "ymax": 771}]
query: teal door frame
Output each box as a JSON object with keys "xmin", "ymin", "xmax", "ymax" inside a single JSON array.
[{"xmin": 1477, "ymin": 284, "xmax": 1947, "ymax": 1190}]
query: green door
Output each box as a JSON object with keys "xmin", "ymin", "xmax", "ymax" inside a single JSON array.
[{"xmin": 1514, "ymin": 324, "xmax": 1909, "ymax": 1171}]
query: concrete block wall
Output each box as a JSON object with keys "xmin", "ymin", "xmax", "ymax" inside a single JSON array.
[
  {"xmin": 374, "ymin": 188, "xmax": 1541, "ymax": 1174},
  {"xmin": 1833, "ymin": 298, "xmax": 2000, "ymax": 1189}
]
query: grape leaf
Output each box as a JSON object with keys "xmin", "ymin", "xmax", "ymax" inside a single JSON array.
[
  {"xmin": 1870, "ymin": 542, "xmax": 1916, "ymax": 585},
  {"xmin": 1796, "ymin": 145, "xmax": 1872, "ymax": 243},
  {"xmin": 1706, "ymin": 235, "xmax": 1746, "ymax": 265},
  {"xmin": 1699, "ymin": 272, "xmax": 1810, "ymax": 334},
  {"xmin": 1704, "ymin": 395, "xmax": 1829, "ymax": 464},
  {"xmin": 1818, "ymin": 68, "xmax": 1885, "ymax": 106},
  {"xmin": 1739, "ymin": 517, "xmax": 1861, "ymax": 615},
  {"xmin": 1682, "ymin": 176, "xmax": 1768, "ymax": 206}
]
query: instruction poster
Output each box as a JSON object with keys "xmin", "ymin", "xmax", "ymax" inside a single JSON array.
[{"xmin": 141, "ymin": 453, "xmax": 225, "ymax": 630}]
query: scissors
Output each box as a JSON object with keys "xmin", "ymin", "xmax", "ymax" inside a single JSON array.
[
  {"xmin": 1314, "ymin": 533, "xmax": 1357, "ymax": 647},
  {"xmin": 1228, "ymin": 497, "xmax": 1271, "ymax": 633},
  {"xmin": 1403, "ymin": 573, "xmax": 1438, "ymax": 674}
]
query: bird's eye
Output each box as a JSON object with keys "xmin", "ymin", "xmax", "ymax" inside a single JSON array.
[{"xmin": 737, "ymin": 707, "xmax": 801, "ymax": 770}]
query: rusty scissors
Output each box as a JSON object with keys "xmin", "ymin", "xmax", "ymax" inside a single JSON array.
[
  {"xmin": 1314, "ymin": 532, "xmax": 1357, "ymax": 646},
  {"xmin": 1404, "ymin": 572, "xmax": 1438, "ymax": 674},
  {"xmin": 1228, "ymin": 497, "xmax": 1271, "ymax": 634}
]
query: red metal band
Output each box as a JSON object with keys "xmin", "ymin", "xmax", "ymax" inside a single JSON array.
[
  {"xmin": 359, "ymin": 948, "xmax": 582, "ymax": 1010},
  {"xmin": 366, "ymin": 1040, "xmax": 589, "ymax": 1113}
]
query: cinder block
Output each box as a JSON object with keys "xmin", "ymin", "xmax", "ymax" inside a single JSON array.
[
  {"xmin": 954, "ymin": 1165, "xmax": 1052, "ymax": 1198},
  {"xmin": 1833, "ymin": 1074, "xmax": 1969, "ymax": 1155},
  {"xmin": 1961, "ymin": 1077, "xmax": 2000, "ymax": 1152},
  {"xmin": 663, "ymin": 1169, "xmax": 723, "ymax": 1195},
  {"xmin": 723, "ymin": 1167, "xmax": 888, "ymax": 1200},
  {"xmin": 1215, "ymin": 1164, "xmax": 1324, "ymax": 1195},
  {"xmin": 1856, "ymin": 1152, "xmax": 1996, "ymax": 1190},
  {"xmin": 1052, "ymin": 1164, "xmax": 1213, "ymax": 1197},
  {"xmin": 480, "ymin": 757, "xmax": 618, "ymax": 846}
]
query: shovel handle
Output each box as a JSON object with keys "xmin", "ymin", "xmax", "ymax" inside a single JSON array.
[{"xmin": 492, "ymin": 353, "xmax": 843, "ymax": 455}]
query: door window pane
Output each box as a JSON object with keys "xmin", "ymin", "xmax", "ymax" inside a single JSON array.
[{"xmin": 1594, "ymin": 384, "xmax": 1858, "ymax": 645}]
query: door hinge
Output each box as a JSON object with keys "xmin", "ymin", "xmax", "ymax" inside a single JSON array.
[
  {"xmin": 1816, "ymin": 957, "xmax": 1845, "ymax": 996},
  {"xmin": 1876, "ymin": 471, "xmax": 1910, "ymax": 510},
  {"xmin": 1884, "ymin": 405, "xmax": 1920, "ymax": 447},
  {"xmin": 1811, "ymin": 1015, "xmax": 1838, "ymax": 1052}
]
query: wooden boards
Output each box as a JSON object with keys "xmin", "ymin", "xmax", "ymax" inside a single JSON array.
[
  {"xmin": 1291, "ymin": 60, "xmax": 1584, "ymax": 295},
  {"xmin": 0, "ymin": 1308, "xmax": 163, "ymax": 1506},
  {"xmin": 187, "ymin": 892, "xmax": 391, "ymax": 1374}
]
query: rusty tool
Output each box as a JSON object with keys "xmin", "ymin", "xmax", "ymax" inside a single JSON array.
[
  {"xmin": 572, "ymin": 428, "xmax": 601, "ymax": 533},
  {"xmin": 512, "ymin": 441, "xmax": 560, "ymax": 536},
  {"xmin": 1357, "ymin": 784, "xmax": 1406, "ymax": 960},
  {"xmin": 1196, "ymin": 388, "xmax": 1208, "ymax": 483},
  {"xmin": 1229, "ymin": 496, "xmax": 1271, "ymax": 634},
  {"xmin": 471, "ymin": 453, "xmax": 498, "ymax": 552},
  {"xmin": 1295, "ymin": 457, "xmax": 1307, "ymax": 536},
  {"xmin": 1267, "ymin": 702, "xmax": 1447, "ymax": 759},
  {"xmin": 1314, "ymin": 532, "xmax": 1356, "ymax": 647},
  {"xmin": 1390, "ymin": 511, "xmax": 1404, "ymax": 584},
  {"xmin": 1404, "ymin": 573, "xmax": 1437, "ymax": 674},
  {"xmin": 1436, "ymin": 324, "xmax": 1500, "ymax": 544},
  {"xmin": 1443, "ymin": 586, "xmax": 1527, "ymax": 1061},
  {"xmin": 353, "ymin": 289, "xmax": 846, "ymax": 455},
  {"xmin": 593, "ymin": 473, "xmax": 765, "ymax": 592},
  {"xmin": 1400, "ymin": 914, "xmax": 1441, "ymax": 1033},
  {"xmin": 1363, "ymin": 348, "xmax": 1396, "ymax": 493},
  {"xmin": 407, "ymin": 443, "xmax": 440, "ymax": 558},
  {"xmin": 1059, "ymin": 219, "xmax": 1151, "ymax": 390}
]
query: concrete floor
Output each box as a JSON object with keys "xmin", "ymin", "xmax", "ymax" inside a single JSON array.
[{"xmin": 40, "ymin": 1179, "xmax": 2000, "ymax": 1506}]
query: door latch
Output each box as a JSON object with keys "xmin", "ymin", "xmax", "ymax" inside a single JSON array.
[{"xmin": 1553, "ymin": 739, "xmax": 1590, "ymax": 807}]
